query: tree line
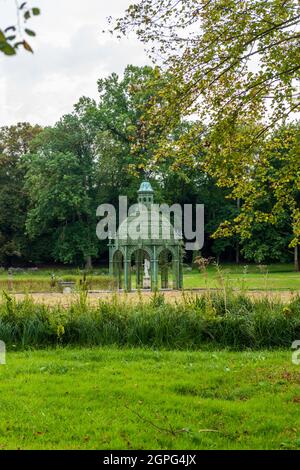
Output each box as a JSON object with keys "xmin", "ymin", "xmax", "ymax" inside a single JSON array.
[{"xmin": 0, "ymin": 65, "xmax": 299, "ymax": 269}]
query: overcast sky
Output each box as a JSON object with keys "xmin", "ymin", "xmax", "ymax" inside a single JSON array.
[{"xmin": 0, "ymin": 0, "xmax": 149, "ymax": 126}]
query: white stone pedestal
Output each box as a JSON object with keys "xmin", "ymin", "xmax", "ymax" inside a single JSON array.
[{"xmin": 143, "ymin": 275, "xmax": 151, "ymax": 289}]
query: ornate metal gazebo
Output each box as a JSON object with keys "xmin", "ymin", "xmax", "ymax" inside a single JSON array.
[{"xmin": 108, "ymin": 181, "xmax": 183, "ymax": 291}]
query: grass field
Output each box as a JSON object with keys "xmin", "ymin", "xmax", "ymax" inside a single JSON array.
[
  {"xmin": 1, "ymin": 348, "xmax": 300, "ymax": 450},
  {"xmin": 183, "ymin": 264, "xmax": 300, "ymax": 290},
  {"xmin": 0, "ymin": 263, "xmax": 299, "ymax": 292},
  {"xmin": 1, "ymin": 264, "xmax": 299, "ymax": 451}
]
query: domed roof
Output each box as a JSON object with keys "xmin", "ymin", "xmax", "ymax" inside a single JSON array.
[
  {"xmin": 113, "ymin": 181, "xmax": 182, "ymax": 245},
  {"xmin": 138, "ymin": 181, "xmax": 153, "ymax": 193},
  {"xmin": 116, "ymin": 203, "xmax": 181, "ymax": 244}
]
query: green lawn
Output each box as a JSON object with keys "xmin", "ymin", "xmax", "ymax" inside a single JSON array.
[
  {"xmin": 1, "ymin": 348, "xmax": 300, "ymax": 449},
  {"xmin": 184, "ymin": 264, "xmax": 300, "ymax": 290},
  {"xmin": 0, "ymin": 263, "xmax": 299, "ymax": 292}
]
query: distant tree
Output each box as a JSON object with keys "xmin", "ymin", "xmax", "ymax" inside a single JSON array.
[
  {"xmin": 212, "ymin": 122, "xmax": 300, "ymax": 270},
  {"xmin": 76, "ymin": 65, "xmax": 171, "ymax": 205},
  {"xmin": 0, "ymin": 123, "xmax": 42, "ymax": 265},
  {"xmin": 241, "ymin": 219, "xmax": 293, "ymax": 264},
  {"xmin": 25, "ymin": 113, "xmax": 100, "ymax": 268},
  {"xmin": 149, "ymin": 120, "xmax": 239, "ymax": 262},
  {"xmin": 23, "ymin": 65, "xmax": 197, "ymax": 266},
  {"xmin": 95, "ymin": 64, "xmax": 169, "ymax": 184},
  {"xmin": 2, "ymin": 66, "xmax": 295, "ymax": 269}
]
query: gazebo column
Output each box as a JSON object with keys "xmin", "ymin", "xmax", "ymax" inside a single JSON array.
[
  {"xmin": 108, "ymin": 240, "xmax": 115, "ymax": 278},
  {"xmin": 109, "ymin": 259, "xmax": 113, "ymax": 277},
  {"xmin": 109, "ymin": 246, "xmax": 113, "ymax": 276},
  {"xmin": 113, "ymin": 257, "xmax": 122, "ymax": 290},
  {"xmin": 179, "ymin": 248, "xmax": 183, "ymax": 289},
  {"xmin": 136, "ymin": 250, "xmax": 143, "ymax": 289},
  {"xmin": 161, "ymin": 251, "xmax": 168, "ymax": 289},
  {"xmin": 124, "ymin": 247, "xmax": 131, "ymax": 292},
  {"xmin": 172, "ymin": 258, "xmax": 180, "ymax": 289},
  {"xmin": 151, "ymin": 246, "xmax": 158, "ymax": 291}
]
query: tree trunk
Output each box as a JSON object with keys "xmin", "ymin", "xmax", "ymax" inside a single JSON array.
[
  {"xmin": 294, "ymin": 245, "xmax": 299, "ymax": 272},
  {"xmin": 85, "ymin": 255, "xmax": 92, "ymax": 270}
]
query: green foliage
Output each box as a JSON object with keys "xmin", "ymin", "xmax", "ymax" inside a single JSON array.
[
  {"xmin": 0, "ymin": 2, "xmax": 41, "ymax": 56},
  {"xmin": 1, "ymin": 293, "xmax": 300, "ymax": 349},
  {"xmin": 0, "ymin": 123, "xmax": 42, "ymax": 265},
  {"xmin": 0, "ymin": 65, "xmax": 298, "ymax": 267},
  {"xmin": 114, "ymin": 1, "xmax": 299, "ymax": 137},
  {"xmin": 241, "ymin": 222, "xmax": 293, "ymax": 264},
  {"xmin": 24, "ymin": 112, "xmax": 101, "ymax": 266},
  {"xmin": 21, "ymin": 65, "xmax": 169, "ymax": 266},
  {"xmin": 213, "ymin": 124, "xmax": 300, "ymax": 252},
  {"xmin": 113, "ymin": 2, "xmax": 300, "ymax": 264}
]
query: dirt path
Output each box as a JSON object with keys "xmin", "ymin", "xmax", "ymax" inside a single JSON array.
[{"xmin": 11, "ymin": 289, "xmax": 300, "ymax": 307}]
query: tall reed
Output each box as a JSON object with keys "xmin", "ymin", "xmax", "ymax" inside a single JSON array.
[{"xmin": 0, "ymin": 290, "xmax": 299, "ymax": 350}]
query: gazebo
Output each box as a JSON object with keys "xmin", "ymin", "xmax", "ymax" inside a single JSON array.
[{"xmin": 108, "ymin": 181, "xmax": 184, "ymax": 291}]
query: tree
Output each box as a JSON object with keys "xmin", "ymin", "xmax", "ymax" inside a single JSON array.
[
  {"xmin": 96, "ymin": 65, "xmax": 170, "ymax": 182},
  {"xmin": 1, "ymin": 1, "xmax": 41, "ymax": 56},
  {"xmin": 24, "ymin": 66, "xmax": 171, "ymax": 267},
  {"xmin": 150, "ymin": 120, "xmax": 239, "ymax": 262},
  {"xmin": 113, "ymin": 2, "xmax": 300, "ymax": 267},
  {"xmin": 23, "ymin": 66, "xmax": 168, "ymax": 266},
  {"xmin": 240, "ymin": 219, "xmax": 293, "ymax": 264},
  {"xmin": 0, "ymin": 122, "xmax": 42, "ymax": 265},
  {"xmin": 25, "ymin": 113, "xmax": 99, "ymax": 268},
  {"xmin": 77, "ymin": 65, "xmax": 172, "ymax": 206},
  {"xmin": 212, "ymin": 122, "xmax": 300, "ymax": 269},
  {"xmin": 114, "ymin": 0, "xmax": 300, "ymax": 137}
]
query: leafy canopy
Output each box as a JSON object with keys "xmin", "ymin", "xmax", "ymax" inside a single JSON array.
[
  {"xmin": 113, "ymin": 1, "xmax": 300, "ymax": 257},
  {"xmin": 113, "ymin": 0, "xmax": 300, "ymax": 135}
]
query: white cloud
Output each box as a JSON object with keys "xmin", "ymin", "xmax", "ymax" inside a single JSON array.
[{"xmin": 0, "ymin": 0, "xmax": 149, "ymax": 126}]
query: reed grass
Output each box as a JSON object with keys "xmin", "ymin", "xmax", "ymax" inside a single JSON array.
[{"xmin": 1, "ymin": 289, "xmax": 299, "ymax": 350}]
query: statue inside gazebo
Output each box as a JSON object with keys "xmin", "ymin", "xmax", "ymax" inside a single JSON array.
[{"xmin": 108, "ymin": 181, "xmax": 184, "ymax": 291}]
